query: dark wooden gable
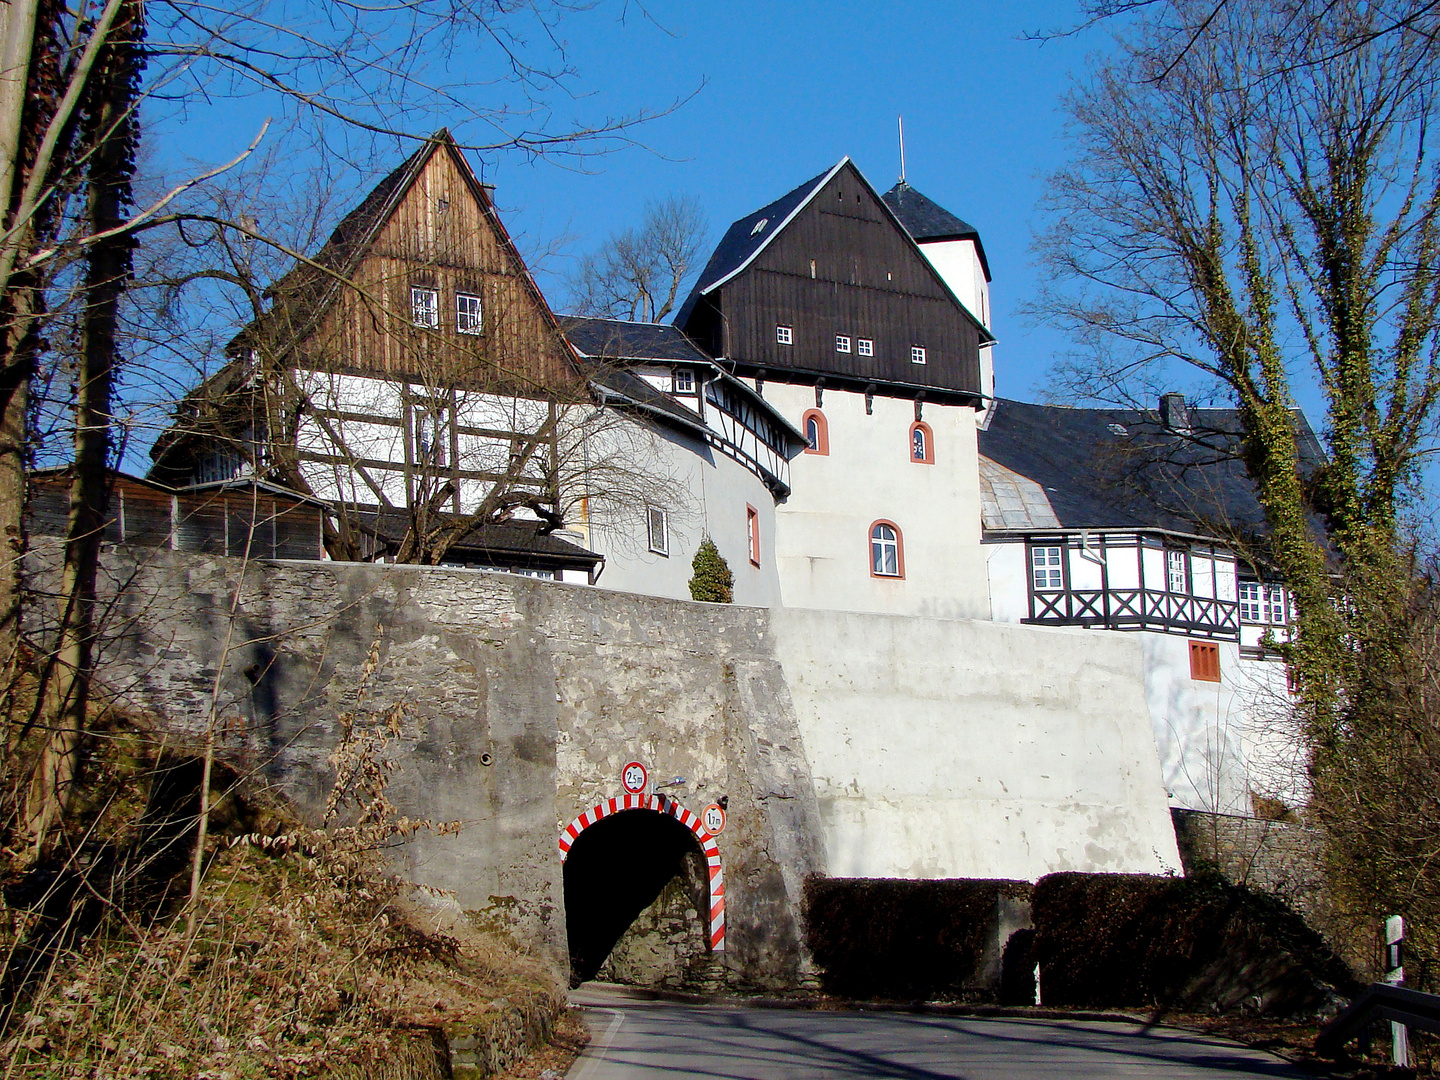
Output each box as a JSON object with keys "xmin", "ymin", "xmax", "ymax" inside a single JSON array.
[
  {"xmin": 263, "ymin": 134, "xmax": 584, "ymax": 398},
  {"xmin": 690, "ymin": 161, "xmax": 984, "ymax": 402}
]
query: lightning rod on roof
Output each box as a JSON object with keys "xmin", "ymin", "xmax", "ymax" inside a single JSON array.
[{"xmin": 898, "ymin": 115, "xmax": 906, "ymax": 183}]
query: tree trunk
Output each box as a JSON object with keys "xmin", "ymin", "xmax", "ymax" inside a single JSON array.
[{"xmin": 26, "ymin": 0, "xmax": 142, "ymax": 852}]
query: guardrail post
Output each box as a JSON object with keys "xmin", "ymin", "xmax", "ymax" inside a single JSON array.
[{"xmin": 1385, "ymin": 915, "xmax": 1410, "ymax": 1068}]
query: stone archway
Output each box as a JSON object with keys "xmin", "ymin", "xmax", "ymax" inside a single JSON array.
[{"xmin": 559, "ymin": 795, "xmax": 725, "ymax": 984}]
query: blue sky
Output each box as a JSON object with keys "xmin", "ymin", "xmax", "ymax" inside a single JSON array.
[{"xmin": 480, "ymin": 0, "xmax": 1096, "ymax": 406}]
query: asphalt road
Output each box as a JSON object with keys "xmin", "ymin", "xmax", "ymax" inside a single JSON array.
[{"xmin": 566, "ymin": 985, "xmax": 1309, "ymax": 1080}]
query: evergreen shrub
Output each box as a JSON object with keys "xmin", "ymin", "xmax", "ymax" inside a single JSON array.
[
  {"xmin": 1032, "ymin": 871, "xmax": 1356, "ymax": 1015},
  {"xmin": 688, "ymin": 536, "xmax": 733, "ymax": 603}
]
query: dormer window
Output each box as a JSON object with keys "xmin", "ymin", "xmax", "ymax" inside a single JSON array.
[
  {"xmin": 411, "ymin": 287, "xmax": 439, "ymax": 328},
  {"xmin": 750, "ymin": 217, "xmax": 769, "ymax": 236},
  {"xmin": 673, "ymin": 368, "xmax": 695, "ymax": 394},
  {"xmin": 836, "ymin": 335, "xmax": 851, "ymax": 353},
  {"xmin": 857, "ymin": 339, "xmax": 874, "ymax": 357},
  {"xmin": 776, "ymin": 325, "xmax": 793, "ymax": 345},
  {"xmin": 910, "ymin": 345, "xmax": 927, "ymax": 365}
]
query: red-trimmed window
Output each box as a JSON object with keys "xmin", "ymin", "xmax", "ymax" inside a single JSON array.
[
  {"xmin": 869, "ymin": 520, "xmax": 904, "ymax": 578},
  {"xmin": 1190, "ymin": 641, "xmax": 1221, "ymax": 682},
  {"xmin": 747, "ymin": 505, "xmax": 760, "ymax": 566},
  {"xmin": 802, "ymin": 409, "xmax": 829, "ymax": 455},
  {"xmin": 909, "ymin": 420, "xmax": 934, "ymax": 464}
]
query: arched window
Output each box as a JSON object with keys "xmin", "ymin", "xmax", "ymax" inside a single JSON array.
[
  {"xmin": 801, "ymin": 409, "xmax": 829, "ymax": 455},
  {"xmin": 869, "ymin": 520, "xmax": 904, "ymax": 578},
  {"xmin": 909, "ymin": 421, "xmax": 934, "ymax": 464}
]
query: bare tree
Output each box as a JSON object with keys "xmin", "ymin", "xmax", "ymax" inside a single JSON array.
[
  {"xmin": 2, "ymin": 0, "xmax": 680, "ymax": 853},
  {"xmin": 1034, "ymin": 0, "xmax": 1440, "ymax": 722},
  {"xmin": 567, "ymin": 195, "xmax": 708, "ymax": 322}
]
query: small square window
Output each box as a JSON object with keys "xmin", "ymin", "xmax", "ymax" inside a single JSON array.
[
  {"xmin": 1190, "ymin": 641, "xmax": 1221, "ymax": 682},
  {"xmin": 776, "ymin": 325, "xmax": 793, "ymax": 345},
  {"xmin": 456, "ymin": 292, "xmax": 482, "ymax": 334},
  {"xmin": 836, "ymin": 335, "xmax": 851, "ymax": 353},
  {"xmin": 857, "ymin": 338, "xmax": 874, "ymax": 357},
  {"xmin": 1031, "ymin": 545, "xmax": 1063, "ymax": 590},
  {"xmin": 647, "ymin": 506, "xmax": 669, "ymax": 556},
  {"xmin": 673, "ymin": 368, "xmax": 695, "ymax": 394},
  {"xmin": 1239, "ymin": 581, "xmax": 1263, "ymax": 622},
  {"xmin": 411, "ymin": 287, "xmax": 439, "ymax": 328},
  {"xmin": 910, "ymin": 345, "xmax": 927, "ymax": 365}
]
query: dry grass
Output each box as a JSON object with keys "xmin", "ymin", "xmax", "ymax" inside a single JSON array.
[{"xmin": 0, "ymin": 648, "xmax": 567, "ymax": 1079}]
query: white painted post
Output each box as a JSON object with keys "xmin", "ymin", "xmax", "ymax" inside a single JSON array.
[{"xmin": 1384, "ymin": 915, "xmax": 1409, "ymax": 1068}]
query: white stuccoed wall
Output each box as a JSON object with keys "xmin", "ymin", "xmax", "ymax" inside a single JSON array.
[
  {"xmin": 761, "ymin": 383, "xmax": 991, "ymax": 620},
  {"xmin": 768, "ymin": 606, "xmax": 1183, "ymax": 882}
]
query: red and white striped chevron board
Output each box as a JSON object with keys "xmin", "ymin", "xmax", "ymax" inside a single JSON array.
[{"xmin": 558, "ymin": 793, "xmax": 725, "ymax": 952}]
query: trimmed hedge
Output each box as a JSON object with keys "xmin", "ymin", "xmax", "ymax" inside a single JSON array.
[
  {"xmin": 802, "ymin": 877, "xmax": 1032, "ymax": 1001},
  {"xmin": 1033, "ymin": 872, "xmax": 1355, "ymax": 1015}
]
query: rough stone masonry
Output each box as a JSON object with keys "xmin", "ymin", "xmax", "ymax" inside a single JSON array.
[{"xmin": 30, "ymin": 548, "xmax": 1181, "ymax": 987}]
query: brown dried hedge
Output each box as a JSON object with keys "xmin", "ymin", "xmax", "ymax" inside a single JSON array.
[
  {"xmin": 1033, "ymin": 872, "xmax": 1356, "ymax": 1015},
  {"xmin": 802, "ymin": 877, "xmax": 1032, "ymax": 1001}
]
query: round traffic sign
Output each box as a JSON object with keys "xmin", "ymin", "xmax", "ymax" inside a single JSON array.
[
  {"xmin": 621, "ymin": 761, "xmax": 648, "ymax": 795},
  {"xmin": 702, "ymin": 803, "xmax": 726, "ymax": 836}
]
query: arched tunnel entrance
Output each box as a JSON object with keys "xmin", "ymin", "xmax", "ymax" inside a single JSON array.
[{"xmin": 560, "ymin": 797, "xmax": 724, "ymax": 987}]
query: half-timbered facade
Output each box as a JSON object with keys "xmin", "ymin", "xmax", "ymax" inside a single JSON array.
[
  {"xmin": 151, "ymin": 131, "xmax": 605, "ymax": 579},
  {"xmin": 978, "ymin": 397, "xmax": 1312, "ymax": 815}
]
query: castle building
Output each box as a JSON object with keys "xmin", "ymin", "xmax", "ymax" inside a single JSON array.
[{"xmin": 149, "ymin": 138, "xmax": 1311, "ymax": 827}]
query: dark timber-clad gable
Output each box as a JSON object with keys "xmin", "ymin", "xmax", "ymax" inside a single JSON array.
[{"xmin": 679, "ymin": 161, "xmax": 986, "ymax": 403}]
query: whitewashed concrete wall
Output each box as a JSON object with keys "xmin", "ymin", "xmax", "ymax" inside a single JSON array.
[
  {"xmin": 768, "ymin": 606, "xmax": 1182, "ymax": 882},
  {"xmin": 760, "ymin": 383, "xmax": 990, "ymax": 620}
]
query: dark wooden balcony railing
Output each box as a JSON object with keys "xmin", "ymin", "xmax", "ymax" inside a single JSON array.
[{"xmin": 1027, "ymin": 587, "xmax": 1241, "ymax": 639}]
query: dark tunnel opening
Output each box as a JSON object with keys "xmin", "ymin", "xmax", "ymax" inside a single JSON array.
[{"xmin": 563, "ymin": 809, "xmax": 706, "ymax": 984}]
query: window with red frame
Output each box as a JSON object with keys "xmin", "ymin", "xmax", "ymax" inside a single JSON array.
[
  {"xmin": 746, "ymin": 505, "xmax": 760, "ymax": 565},
  {"xmin": 802, "ymin": 409, "xmax": 829, "ymax": 455},
  {"xmin": 909, "ymin": 420, "xmax": 934, "ymax": 464}
]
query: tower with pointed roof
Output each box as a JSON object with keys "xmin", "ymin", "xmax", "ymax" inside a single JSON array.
[{"xmin": 675, "ymin": 159, "xmax": 996, "ymax": 619}]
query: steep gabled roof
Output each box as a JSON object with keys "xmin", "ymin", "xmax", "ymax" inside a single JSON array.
[
  {"xmin": 978, "ymin": 398, "xmax": 1327, "ymax": 548},
  {"xmin": 675, "ymin": 159, "xmax": 994, "ymax": 346},
  {"xmin": 881, "ymin": 181, "xmax": 991, "ymax": 282},
  {"xmin": 561, "ymin": 316, "xmax": 712, "ymax": 366},
  {"xmin": 673, "ymin": 162, "xmax": 845, "ymax": 329}
]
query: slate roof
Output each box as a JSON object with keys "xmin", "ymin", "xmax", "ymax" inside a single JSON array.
[
  {"xmin": 353, "ymin": 510, "xmax": 600, "ymax": 567},
  {"xmin": 589, "ymin": 367, "xmax": 708, "ymax": 436},
  {"xmin": 673, "ymin": 162, "xmax": 843, "ymax": 328},
  {"xmin": 881, "ymin": 181, "xmax": 991, "ymax": 282},
  {"xmin": 561, "ymin": 316, "xmax": 712, "ymax": 365},
  {"xmin": 977, "ymin": 398, "xmax": 1327, "ymax": 545}
]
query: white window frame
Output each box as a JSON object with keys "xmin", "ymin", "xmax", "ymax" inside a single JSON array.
[
  {"xmin": 871, "ymin": 523, "xmax": 901, "ymax": 577},
  {"xmin": 910, "ymin": 345, "xmax": 927, "ymax": 365},
  {"xmin": 1265, "ymin": 584, "xmax": 1289, "ymax": 625},
  {"xmin": 673, "ymin": 368, "xmax": 695, "ymax": 394},
  {"xmin": 1031, "ymin": 545, "xmax": 1063, "ymax": 591},
  {"xmin": 836, "ymin": 334, "xmax": 851, "ymax": 353},
  {"xmin": 776, "ymin": 325, "xmax": 793, "ymax": 345},
  {"xmin": 647, "ymin": 506, "xmax": 669, "ymax": 556},
  {"xmin": 1167, "ymin": 548, "xmax": 1189, "ymax": 594},
  {"xmin": 857, "ymin": 338, "xmax": 874, "ymax": 357},
  {"xmin": 456, "ymin": 291, "xmax": 483, "ymax": 334},
  {"xmin": 1239, "ymin": 581, "xmax": 1263, "ymax": 622},
  {"xmin": 411, "ymin": 286, "xmax": 439, "ymax": 328},
  {"xmin": 805, "ymin": 415, "xmax": 820, "ymax": 451},
  {"xmin": 412, "ymin": 404, "xmax": 450, "ymax": 467}
]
